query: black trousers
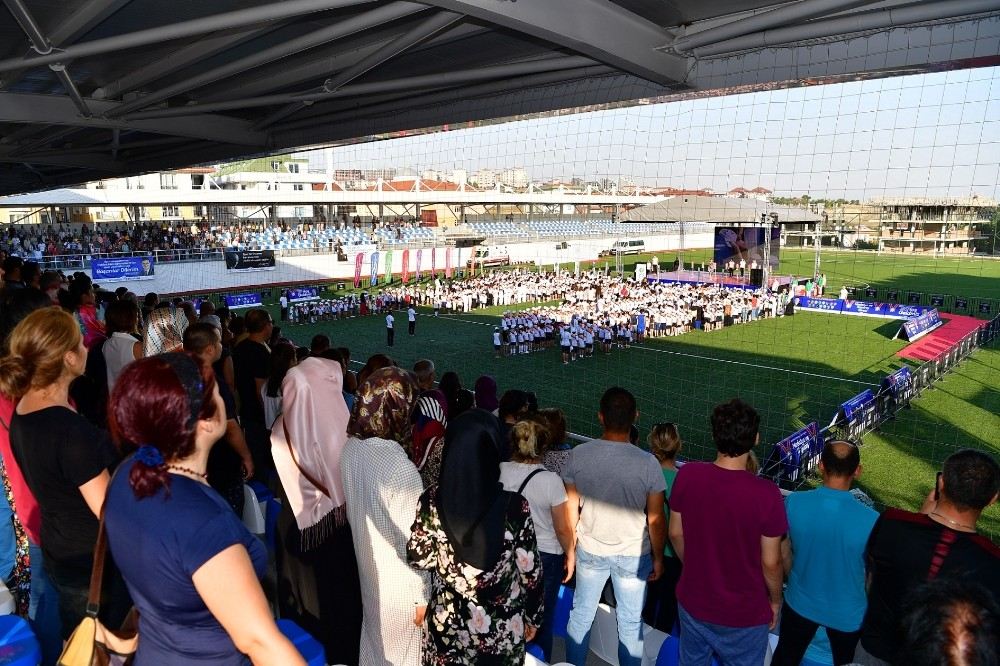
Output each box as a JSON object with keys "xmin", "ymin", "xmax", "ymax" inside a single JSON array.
[
  {"xmin": 771, "ymin": 601, "xmax": 862, "ymax": 666},
  {"xmin": 408, "ymin": 320, "xmax": 415, "ymax": 335},
  {"xmin": 387, "ymin": 327, "xmax": 394, "ymax": 346}
]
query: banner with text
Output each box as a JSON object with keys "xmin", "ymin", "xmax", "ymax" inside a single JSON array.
[
  {"xmin": 354, "ymin": 252, "xmax": 363, "ymax": 288},
  {"xmin": 445, "ymin": 247, "xmax": 453, "ymax": 279},
  {"xmin": 764, "ymin": 422, "xmax": 822, "ymax": 485},
  {"xmin": 837, "ymin": 389, "xmax": 878, "ymax": 441},
  {"xmin": 224, "ymin": 293, "xmax": 263, "ymax": 309},
  {"xmin": 224, "ymin": 250, "xmax": 276, "ymax": 271},
  {"xmin": 881, "ymin": 366, "xmax": 915, "ymax": 407},
  {"xmin": 288, "ymin": 287, "xmax": 319, "ymax": 303},
  {"xmin": 401, "ymin": 249, "xmax": 410, "ymax": 283},
  {"xmin": 384, "ymin": 249, "xmax": 393, "ymax": 284},
  {"xmin": 91, "ymin": 255, "xmax": 155, "ymax": 282},
  {"xmin": 795, "ymin": 297, "xmax": 936, "ymax": 319},
  {"xmin": 415, "ymin": 249, "xmax": 423, "ymax": 280},
  {"xmin": 370, "ymin": 252, "xmax": 379, "ymax": 287},
  {"xmin": 899, "ymin": 309, "xmax": 943, "ymax": 341}
]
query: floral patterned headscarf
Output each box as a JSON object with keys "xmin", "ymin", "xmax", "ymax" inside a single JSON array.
[
  {"xmin": 142, "ymin": 306, "xmax": 188, "ymax": 357},
  {"xmin": 348, "ymin": 366, "xmax": 418, "ymax": 451}
]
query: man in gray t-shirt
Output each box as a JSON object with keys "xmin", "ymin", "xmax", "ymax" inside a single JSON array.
[{"xmin": 563, "ymin": 387, "xmax": 666, "ymax": 666}]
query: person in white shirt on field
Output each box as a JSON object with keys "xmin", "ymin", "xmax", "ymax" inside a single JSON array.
[
  {"xmin": 407, "ymin": 306, "xmax": 416, "ymax": 335},
  {"xmin": 385, "ymin": 311, "xmax": 395, "ymax": 347}
]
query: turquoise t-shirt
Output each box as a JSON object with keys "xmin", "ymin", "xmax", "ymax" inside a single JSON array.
[
  {"xmin": 662, "ymin": 466, "xmax": 678, "ymax": 558},
  {"xmin": 784, "ymin": 486, "xmax": 879, "ymax": 632}
]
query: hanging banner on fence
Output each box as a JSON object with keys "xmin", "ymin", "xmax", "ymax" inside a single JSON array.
[
  {"xmin": 881, "ymin": 366, "xmax": 915, "ymax": 407},
  {"xmin": 91, "ymin": 255, "xmax": 155, "ymax": 282},
  {"xmin": 288, "ymin": 287, "xmax": 319, "ymax": 303},
  {"xmin": 837, "ymin": 389, "xmax": 878, "ymax": 441},
  {"xmin": 445, "ymin": 247, "xmax": 453, "ymax": 279},
  {"xmin": 765, "ymin": 422, "xmax": 822, "ymax": 485},
  {"xmin": 795, "ymin": 297, "xmax": 937, "ymax": 319},
  {"xmin": 354, "ymin": 252, "xmax": 364, "ymax": 288},
  {"xmin": 224, "ymin": 293, "xmax": 263, "ymax": 309},
  {"xmin": 401, "ymin": 249, "xmax": 410, "ymax": 283},
  {"xmin": 224, "ymin": 249, "xmax": 276, "ymax": 272},
  {"xmin": 930, "ymin": 295, "xmax": 945, "ymax": 307},
  {"xmin": 898, "ymin": 309, "xmax": 943, "ymax": 341},
  {"xmin": 415, "ymin": 249, "xmax": 423, "ymax": 280},
  {"xmin": 370, "ymin": 252, "xmax": 379, "ymax": 287},
  {"xmin": 955, "ymin": 297, "xmax": 968, "ymax": 310},
  {"xmin": 383, "ymin": 249, "xmax": 393, "ymax": 285}
]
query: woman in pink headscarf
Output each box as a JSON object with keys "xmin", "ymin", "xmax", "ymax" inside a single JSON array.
[{"xmin": 270, "ymin": 356, "xmax": 362, "ymax": 665}]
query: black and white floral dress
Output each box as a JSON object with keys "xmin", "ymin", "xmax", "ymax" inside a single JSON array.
[{"xmin": 407, "ymin": 487, "xmax": 544, "ymax": 666}]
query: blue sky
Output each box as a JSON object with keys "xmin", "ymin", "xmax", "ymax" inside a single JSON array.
[{"xmin": 303, "ymin": 66, "xmax": 1000, "ymax": 200}]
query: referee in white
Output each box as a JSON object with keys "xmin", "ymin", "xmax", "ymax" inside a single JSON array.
[{"xmin": 408, "ymin": 305, "xmax": 416, "ymax": 335}]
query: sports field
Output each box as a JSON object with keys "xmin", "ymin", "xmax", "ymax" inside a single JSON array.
[{"xmin": 228, "ymin": 247, "xmax": 999, "ymax": 538}]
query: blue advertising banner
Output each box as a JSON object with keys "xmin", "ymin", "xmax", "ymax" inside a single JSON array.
[
  {"xmin": 91, "ymin": 255, "xmax": 155, "ymax": 282},
  {"xmin": 899, "ymin": 309, "xmax": 943, "ymax": 341},
  {"xmin": 881, "ymin": 366, "xmax": 915, "ymax": 406},
  {"xmin": 288, "ymin": 287, "xmax": 319, "ymax": 303},
  {"xmin": 767, "ymin": 422, "xmax": 822, "ymax": 484},
  {"xmin": 224, "ymin": 293, "xmax": 263, "ymax": 309},
  {"xmin": 370, "ymin": 252, "xmax": 379, "ymax": 287},
  {"xmin": 838, "ymin": 389, "xmax": 878, "ymax": 441},
  {"xmin": 795, "ymin": 297, "xmax": 936, "ymax": 319}
]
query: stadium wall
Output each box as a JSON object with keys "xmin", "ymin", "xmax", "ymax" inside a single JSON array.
[{"xmin": 85, "ymin": 230, "xmax": 714, "ymax": 295}]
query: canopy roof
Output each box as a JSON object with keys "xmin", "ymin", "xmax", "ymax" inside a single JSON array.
[
  {"xmin": 0, "ymin": 0, "xmax": 997, "ymax": 195},
  {"xmin": 619, "ymin": 195, "xmax": 821, "ymax": 223}
]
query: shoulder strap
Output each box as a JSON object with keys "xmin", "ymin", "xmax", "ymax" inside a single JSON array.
[
  {"xmin": 517, "ymin": 468, "xmax": 545, "ymax": 495},
  {"xmin": 281, "ymin": 419, "xmax": 331, "ymax": 498},
  {"xmin": 86, "ymin": 517, "xmax": 107, "ymax": 617}
]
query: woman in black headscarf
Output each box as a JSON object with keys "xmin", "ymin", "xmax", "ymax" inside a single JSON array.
[{"xmin": 407, "ymin": 409, "xmax": 543, "ymax": 666}]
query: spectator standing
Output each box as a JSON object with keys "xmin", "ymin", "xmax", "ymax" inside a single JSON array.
[
  {"xmin": 642, "ymin": 422, "xmax": 683, "ymax": 634},
  {"xmin": 407, "ymin": 409, "xmax": 544, "ymax": 665},
  {"xmin": 342, "ymin": 367, "xmax": 429, "ymax": 665},
  {"xmin": 771, "ymin": 441, "xmax": 878, "ymax": 666},
  {"xmin": 231, "ymin": 308, "xmax": 272, "ymax": 479},
  {"xmin": 898, "ymin": 577, "xmax": 999, "ymax": 666},
  {"xmin": 103, "ymin": 300, "xmax": 142, "ymax": 393},
  {"xmin": 386, "ymin": 310, "xmax": 395, "ymax": 346},
  {"xmin": 1, "ymin": 308, "xmax": 128, "ymax": 641},
  {"xmin": 855, "ymin": 449, "xmax": 999, "ymax": 666},
  {"xmin": 105, "ymin": 354, "xmax": 304, "ymax": 665},
  {"xmin": 271, "ymin": 356, "xmax": 362, "ymax": 665},
  {"xmin": 500, "ymin": 420, "xmax": 574, "ymax": 662},
  {"xmin": 411, "ymin": 390, "xmax": 448, "ymax": 488},
  {"xmin": 279, "ymin": 291, "xmax": 289, "ymax": 321},
  {"xmin": 668, "ymin": 399, "xmax": 787, "ymax": 666},
  {"xmin": 563, "ymin": 387, "xmax": 667, "ymax": 666}
]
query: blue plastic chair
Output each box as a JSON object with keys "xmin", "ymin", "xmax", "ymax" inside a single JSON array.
[
  {"xmin": 0, "ymin": 614, "xmax": 42, "ymax": 666},
  {"xmin": 553, "ymin": 584, "xmax": 574, "ymax": 638},
  {"xmin": 277, "ymin": 619, "xmax": 324, "ymax": 666},
  {"xmin": 248, "ymin": 481, "xmax": 279, "ymax": 555}
]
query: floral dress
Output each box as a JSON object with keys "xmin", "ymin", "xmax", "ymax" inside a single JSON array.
[{"xmin": 407, "ymin": 487, "xmax": 544, "ymax": 666}]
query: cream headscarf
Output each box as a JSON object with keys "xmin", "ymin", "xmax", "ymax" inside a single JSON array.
[
  {"xmin": 142, "ymin": 307, "xmax": 188, "ymax": 357},
  {"xmin": 271, "ymin": 356, "xmax": 349, "ymax": 550}
]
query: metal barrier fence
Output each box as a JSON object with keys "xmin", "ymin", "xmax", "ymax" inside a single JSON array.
[{"xmin": 854, "ymin": 284, "xmax": 997, "ymax": 319}]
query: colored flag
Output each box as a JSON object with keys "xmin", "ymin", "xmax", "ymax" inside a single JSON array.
[
  {"xmin": 354, "ymin": 252, "xmax": 363, "ymax": 288},
  {"xmin": 370, "ymin": 252, "xmax": 379, "ymax": 287},
  {"xmin": 402, "ymin": 249, "xmax": 410, "ymax": 283},
  {"xmin": 445, "ymin": 247, "xmax": 453, "ymax": 279},
  {"xmin": 415, "ymin": 249, "xmax": 423, "ymax": 280}
]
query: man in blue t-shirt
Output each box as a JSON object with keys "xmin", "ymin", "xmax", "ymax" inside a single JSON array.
[{"xmin": 772, "ymin": 440, "xmax": 878, "ymax": 666}]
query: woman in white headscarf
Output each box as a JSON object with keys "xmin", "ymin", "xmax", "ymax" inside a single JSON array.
[{"xmin": 270, "ymin": 356, "xmax": 362, "ymax": 665}]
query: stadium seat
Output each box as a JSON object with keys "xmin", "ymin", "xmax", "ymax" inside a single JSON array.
[
  {"xmin": 248, "ymin": 481, "xmax": 279, "ymax": 554},
  {"xmin": 242, "ymin": 484, "xmax": 266, "ymax": 536},
  {"xmin": 0, "ymin": 615, "xmax": 42, "ymax": 666},
  {"xmin": 277, "ymin": 619, "xmax": 324, "ymax": 666},
  {"xmin": 554, "ymin": 585, "xmax": 573, "ymax": 638}
]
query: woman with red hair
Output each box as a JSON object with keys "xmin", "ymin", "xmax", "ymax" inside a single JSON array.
[{"xmin": 105, "ymin": 353, "xmax": 304, "ymax": 665}]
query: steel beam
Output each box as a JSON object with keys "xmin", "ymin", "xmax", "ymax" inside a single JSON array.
[
  {"xmin": 0, "ymin": 93, "xmax": 267, "ymax": 146},
  {"xmin": 256, "ymin": 9, "xmax": 464, "ymax": 128},
  {"xmin": 0, "ymin": 0, "xmax": 377, "ymax": 74},
  {"xmin": 417, "ymin": 0, "xmax": 687, "ymax": 86},
  {"xmin": 0, "ymin": 150, "xmax": 125, "ymax": 171},
  {"xmin": 92, "ymin": 25, "xmax": 278, "ymax": 100},
  {"xmin": 123, "ymin": 55, "xmax": 598, "ymax": 119},
  {"xmin": 199, "ymin": 22, "xmax": 489, "ymax": 103},
  {"xmin": 668, "ymin": 0, "xmax": 879, "ymax": 53},
  {"xmin": 694, "ymin": 0, "xmax": 1000, "ymax": 56},
  {"xmin": 105, "ymin": 2, "xmax": 425, "ymax": 116}
]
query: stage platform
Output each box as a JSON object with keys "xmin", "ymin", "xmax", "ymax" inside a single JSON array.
[
  {"xmin": 647, "ymin": 270, "xmax": 793, "ymax": 289},
  {"xmin": 897, "ymin": 314, "xmax": 987, "ymax": 362}
]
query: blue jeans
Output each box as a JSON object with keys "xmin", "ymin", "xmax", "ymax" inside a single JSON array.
[
  {"xmin": 533, "ymin": 551, "xmax": 565, "ymax": 662},
  {"xmin": 28, "ymin": 543, "xmax": 63, "ymax": 666},
  {"xmin": 565, "ymin": 547, "xmax": 652, "ymax": 666},
  {"xmin": 678, "ymin": 603, "xmax": 769, "ymax": 666}
]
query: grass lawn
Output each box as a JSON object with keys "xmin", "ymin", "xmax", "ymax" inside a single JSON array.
[{"xmin": 261, "ymin": 302, "xmax": 999, "ymax": 539}]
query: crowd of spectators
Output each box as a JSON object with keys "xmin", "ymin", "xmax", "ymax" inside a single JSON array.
[{"xmin": 0, "ymin": 258, "xmax": 997, "ymax": 666}]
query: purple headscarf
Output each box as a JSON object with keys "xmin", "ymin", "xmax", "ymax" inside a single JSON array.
[{"xmin": 474, "ymin": 375, "xmax": 499, "ymax": 413}]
